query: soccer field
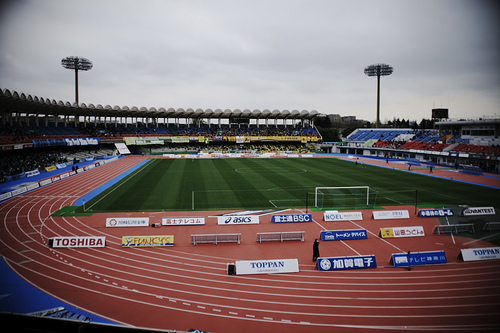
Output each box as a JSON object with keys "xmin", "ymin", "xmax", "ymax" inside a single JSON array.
[{"xmin": 80, "ymin": 158, "xmax": 499, "ymax": 212}]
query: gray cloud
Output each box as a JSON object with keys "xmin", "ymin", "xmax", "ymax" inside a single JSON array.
[{"xmin": 1, "ymin": 0, "xmax": 499, "ymax": 122}]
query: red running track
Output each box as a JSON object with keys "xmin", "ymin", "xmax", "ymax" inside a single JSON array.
[{"xmin": 1, "ymin": 155, "xmax": 500, "ymax": 332}]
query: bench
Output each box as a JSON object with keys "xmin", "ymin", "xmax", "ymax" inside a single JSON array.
[
  {"xmin": 483, "ymin": 222, "xmax": 500, "ymax": 232},
  {"xmin": 433, "ymin": 224, "xmax": 475, "ymax": 235},
  {"xmin": 191, "ymin": 233, "xmax": 241, "ymax": 245},
  {"xmin": 256, "ymin": 231, "xmax": 305, "ymax": 243}
]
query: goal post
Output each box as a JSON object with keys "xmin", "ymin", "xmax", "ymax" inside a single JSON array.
[{"xmin": 314, "ymin": 186, "xmax": 371, "ymax": 210}]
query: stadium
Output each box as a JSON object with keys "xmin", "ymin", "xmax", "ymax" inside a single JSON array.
[{"xmin": 1, "ymin": 88, "xmax": 500, "ymax": 333}]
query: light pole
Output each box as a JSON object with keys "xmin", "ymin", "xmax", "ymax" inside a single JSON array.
[
  {"xmin": 61, "ymin": 56, "xmax": 93, "ymax": 105},
  {"xmin": 364, "ymin": 63, "xmax": 393, "ymax": 128}
]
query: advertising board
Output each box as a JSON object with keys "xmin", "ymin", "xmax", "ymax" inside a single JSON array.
[
  {"xmin": 272, "ymin": 213, "xmax": 312, "ymax": 223},
  {"xmin": 318, "ymin": 255, "xmax": 377, "ymax": 271},
  {"xmin": 320, "ymin": 229, "xmax": 368, "ymax": 241},
  {"xmin": 121, "ymin": 235, "xmax": 174, "ymax": 247},
  {"xmin": 372, "ymin": 210, "xmax": 410, "ymax": 220},
  {"xmin": 162, "ymin": 217, "xmax": 205, "ymax": 226},
  {"xmin": 462, "ymin": 207, "xmax": 495, "ymax": 216},
  {"xmin": 459, "ymin": 247, "xmax": 500, "ymax": 261},
  {"xmin": 106, "ymin": 217, "xmax": 149, "ymax": 227},
  {"xmin": 217, "ymin": 215, "xmax": 260, "ymax": 225},
  {"xmin": 49, "ymin": 236, "xmax": 106, "ymax": 248},
  {"xmin": 379, "ymin": 226, "xmax": 425, "ymax": 238},
  {"xmin": 419, "ymin": 208, "xmax": 453, "ymax": 217},
  {"xmin": 235, "ymin": 258, "xmax": 299, "ymax": 275},
  {"xmin": 323, "ymin": 211, "xmax": 363, "ymax": 222},
  {"xmin": 391, "ymin": 251, "xmax": 447, "ymax": 267}
]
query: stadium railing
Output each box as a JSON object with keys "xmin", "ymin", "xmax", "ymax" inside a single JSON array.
[
  {"xmin": 256, "ymin": 231, "xmax": 305, "ymax": 243},
  {"xmin": 191, "ymin": 233, "xmax": 241, "ymax": 245},
  {"xmin": 433, "ymin": 224, "xmax": 475, "ymax": 235},
  {"xmin": 483, "ymin": 222, "xmax": 500, "ymax": 232}
]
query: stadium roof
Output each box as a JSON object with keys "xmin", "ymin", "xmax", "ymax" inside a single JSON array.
[{"xmin": 0, "ymin": 88, "xmax": 319, "ymax": 121}]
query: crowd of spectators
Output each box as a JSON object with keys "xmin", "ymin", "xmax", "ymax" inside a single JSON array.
[
  {"xmin": 0, "ymin": 122, "xmax": 319, "ymax": 142},
  {"xmin": 0, "ymin": 148, "xmax": 67, "ymax": 183},
  {"xmin": 146, "ymin": 142, "xmax": 314, "ymax": 155}
]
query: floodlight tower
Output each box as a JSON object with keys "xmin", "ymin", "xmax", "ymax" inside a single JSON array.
[
  {"xmin": 61, "ymin": 56, "xmax": 93, "ymax": 105},
  {"xmin": 364, "ymin": 63, "xmax": 393, "ymax": 128}
]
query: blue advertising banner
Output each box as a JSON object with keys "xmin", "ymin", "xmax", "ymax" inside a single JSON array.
[
  {"xmin": 318, "ymin": 255, "xmax": 377, "ymax": 271},
  {"xmin": 391, "ymin": 251, "xmax": 447, "ymax": 267},
  {"xmin": 320, "ymin": 229, "xmax": 368, "ymax": 241},
  {"xmin": 419, "ymin": 208, "xmax": 453, "ymax": 217},
  {"xmin": 272, "ymin": 213, "xmax": 313, "ymax": 223}
]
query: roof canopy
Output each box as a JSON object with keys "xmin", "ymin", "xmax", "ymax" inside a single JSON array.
[{"xmin": 0, "ymin": 88, "xmax": 318, "ymax": 121}]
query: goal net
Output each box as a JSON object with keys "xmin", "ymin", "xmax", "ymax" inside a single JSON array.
[{"xmin": 314, "ymin": 186, "xmax": 374, "ymax": 210}]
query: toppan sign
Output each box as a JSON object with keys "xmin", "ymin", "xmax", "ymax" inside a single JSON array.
[
  {"xmin": 235, "ymin": 258, "xmax": 299, "ymax": 275},
  {"xmin": 460, "ymin": 247, "xmax": 500, "ymax": 261},
  {"xmin": 49, "ymin": 236, "xmax": 106, "ymax": 248}
]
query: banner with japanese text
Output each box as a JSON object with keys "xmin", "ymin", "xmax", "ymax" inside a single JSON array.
[
  {"xmin": 391, "ymin": 251, "xmax": 447, "ymax": 267},
  {"xmin": 162, "ymin": 217, "xmax": 205, "ymax": 225},
  {"xmin": 318, "ymin": 255, "xmax": 377, "ymax": 271},
  {"xmin": 321, "ymin": 229, "xmax": 368, "ymax": 241},
  {"xmin": 379, "ymin": 226, "xmax": 425, "ymax": 238}
]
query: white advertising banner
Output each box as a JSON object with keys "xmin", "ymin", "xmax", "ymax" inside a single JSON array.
[
  {"xmin": 162, "ymin": 216, "xmax": 206, "ymax": 225},
  {"xmin": 372, "ymin": 210, "xmax": 410, "ymax": 220},
  {"xmin": 462, "ymin": 207, "xmax": 496, "ymax": 216},
  {"xmin": 235, "ymin": 258, "xmax": 299, "ymax": 275},
  {"xmin": 106, "ymin": 217, "xmax": 149, "ymax": 227},
  {"xmin": 460, "ymin": 247, "xmax": 500, "ymax": 261},
  {"xmin": 380, "ymin": 226, "xmax": 425, "ymax": 238},
  {"xmin": 217, "ymin": 215, "xmax": 260, "ymax": 225},
  {"xmin": 50, "ymin": 236, "xmax": 106, "ymax": 248},
  {"xmin": 324, "ymin": 211, "xmax": 363, "ymax": 222}
]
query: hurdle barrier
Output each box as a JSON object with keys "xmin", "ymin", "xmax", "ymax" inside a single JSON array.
[
  {"xmin": 433, "ymin": 224, "xmax": 475, "ymax": 235},
  {"xmin": 483, "ymin": 222, "xmax": 500, "ymax": 232},
  {"xmin": 256, "ymin": 231, "xmax": 305, "ymax": 243},
  {"xmin": 191, "ymin": 233, "xmax": 241, "ymax": 245}
]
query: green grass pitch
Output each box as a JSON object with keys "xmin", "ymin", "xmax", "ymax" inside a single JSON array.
[{"xmin": 79, "ymin": 158, "xmax": 499, "ymax": 213}]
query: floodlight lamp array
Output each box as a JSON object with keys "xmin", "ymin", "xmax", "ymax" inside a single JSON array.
[
  {"xmin": 61, "ymin": 56, "xmax": 93, "ymax": 71},
  {"xmin": 364, "ymin": 63, "xmax": 393, "ymax": 77}
]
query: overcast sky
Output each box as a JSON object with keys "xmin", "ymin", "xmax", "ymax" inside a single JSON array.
[{"xmin": 0, "ymin": 0, "xmax": 499, "ymax": 123}]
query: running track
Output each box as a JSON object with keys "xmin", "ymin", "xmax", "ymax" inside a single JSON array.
[{"xmin": 1, "ymin": 155, "xmax": 500, "ymax": 332}]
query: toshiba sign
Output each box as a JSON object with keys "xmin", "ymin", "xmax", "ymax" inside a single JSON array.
[{"xmin": 49, "ymin": 236, "xmax": 106, "ymax": 248}]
